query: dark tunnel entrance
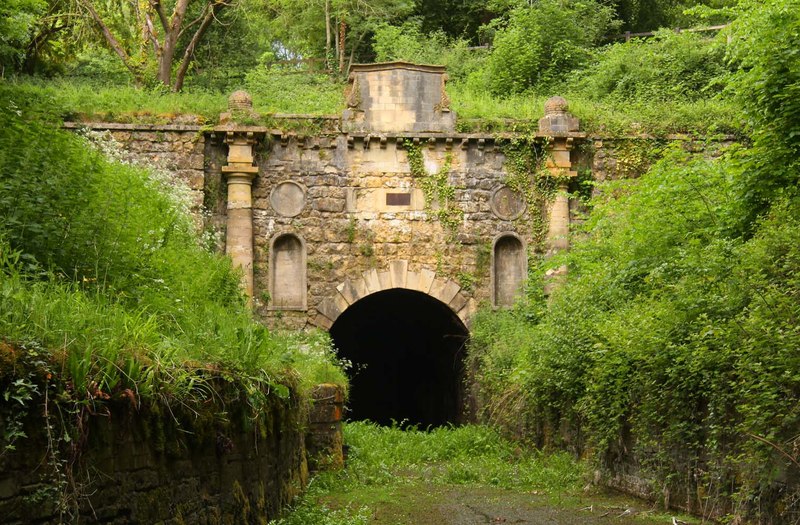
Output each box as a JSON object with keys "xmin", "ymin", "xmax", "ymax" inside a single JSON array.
[{"xmin": 330, "ymin": 288, "xmax": 470, "ymax": 428}]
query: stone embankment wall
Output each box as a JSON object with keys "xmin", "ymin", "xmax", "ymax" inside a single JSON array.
[{"xmin": 0, "ymin": 392, "xmax": 309, "ymax": 524}]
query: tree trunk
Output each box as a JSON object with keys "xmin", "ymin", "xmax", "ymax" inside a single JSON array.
[
  {"xmin": 173, "ymin": 2, "xmax": 221, "ymax": 92},
  {"xmin": 338, "ymin": 18, "xmax": 346, "ymax": 73},
  {"xmin": 158, "ymin": 0, "xmax": 191, "ymax": 88},
  {"xmin": 324, "ymin": 0, "xmax": 331, "ymax": 69}
]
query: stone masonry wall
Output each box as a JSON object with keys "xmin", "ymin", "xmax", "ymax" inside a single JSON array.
[
  {"xmin": 0, "ymin": 394, "xmax": 308, "ymax": 524},
  {"xmin": 245, "ymin": 134, "xmax": 539, "ymax": 329}
]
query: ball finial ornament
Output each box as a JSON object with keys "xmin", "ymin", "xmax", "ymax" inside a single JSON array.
[
  {"xmin": 544, "ymin": 96, "xmax": 569, "ymax": 115},
  {"xmin": 228, "ymin": 90, "xmax": 253, "ymax": 111}
]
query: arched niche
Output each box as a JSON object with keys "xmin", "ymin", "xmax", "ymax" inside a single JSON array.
[
  {"xmin": 269, "ymin": 232, "xmax": 307, "ymax": 310},
  {"xmin": 492, "ymin": 233, "xmax": 526, "ymax": 308}
]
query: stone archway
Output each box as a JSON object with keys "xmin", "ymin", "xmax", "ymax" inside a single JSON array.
[
  {"xmin": 313, "ymin": 260, "xmax": 477, "ymax": 426},
  {"xmin": 312, "ymin": 259, "xmax": 478, "ymax": 330}
]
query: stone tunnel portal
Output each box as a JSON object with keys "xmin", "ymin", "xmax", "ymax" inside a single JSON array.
[{"xmin": 329, "ymin": 288, "xmax": 470, "ymax": 428}]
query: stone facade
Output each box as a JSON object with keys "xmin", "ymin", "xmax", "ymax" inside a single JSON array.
[
  {"xmin": 246, "ymin": 132, "xmax": 552, "ymax": 329},
  {"xmin": 65, "ymin": 66, "xmax": 587, "ymax": 332},
  {"xmin": 342, "ymin": 62, "xmax": 456, "ymax": 133}
]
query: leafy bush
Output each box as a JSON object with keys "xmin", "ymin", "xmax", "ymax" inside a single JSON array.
[
  {"xmin": 372, "ymin": 21, "xmax": 486, "ymax": 83},
  {"xmin": 65, "ymin": 49, "xmax": 134, "ymax": 86},
  {"xmin": 470, "ymin": 142, "xmax": 800, "ymax": 517},
  {"xmin": 577, "ymin": 30, "xmax": 729, "ymax": 102},
  {"xmin": 725, "ymin": 0, "xmax": 800, "ymax": 232},
  {"xmin": 481, "ymin": 0, "xmax": 618, "ymax": 95},
  {"xmin": 0, "ymin": 0, "xmax": 46, "ymax": 69}
]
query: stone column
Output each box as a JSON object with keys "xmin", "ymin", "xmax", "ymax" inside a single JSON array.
[
  {"xmin": 219, "ymin": 90, "xmax": 261, "ymax": 301},
  {"xmin": 547, "ymin": 181, "xmax": 571, "ymax": 253},
  {"xmin": 222, "ymin": 130, "xmax": 259, "ymax": 299},
  {"xmin": 538, "ymin": 96, "xmax": 579, "ymax": 256}
]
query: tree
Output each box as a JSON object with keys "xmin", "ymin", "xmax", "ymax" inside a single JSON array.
[
  {"xmin": 263, "ymin": 0, "xmax": 413, "ymax": 73},
  {"xmin": 79, "ymin": 0, "xmax": 232, "ymax": 90},
  {"xmin": 0, "ymin": 0, "xmax": 47, "ymax": 72}
]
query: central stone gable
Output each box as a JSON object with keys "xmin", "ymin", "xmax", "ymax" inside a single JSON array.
[{"xmin": 342, "ymin": 61, "xmax": 456, "ymax": 133}]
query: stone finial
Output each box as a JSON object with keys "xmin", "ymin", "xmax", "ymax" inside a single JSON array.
[
  {"xmin": 228, "ymin": 90, "xmax": 253, "ymax": 111},
  {"xmin": 538, "ymin": 95, "xmax": 579, "ymax": 134},
  {"xmin": 220, "ymin": 90, "xmax": 256, "ymax": 124},
  {"xmin": 544, "ymin": 96, "xmax": 569, "ymax": 116}
]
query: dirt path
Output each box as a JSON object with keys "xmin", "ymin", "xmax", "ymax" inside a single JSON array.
[{"xmin": 323, "ymin": 483, "xmax": 691, "ymax": 525}]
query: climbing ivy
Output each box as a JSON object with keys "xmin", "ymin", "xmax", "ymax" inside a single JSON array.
[
  {"xmin": 501, "ymin": 136, "xmax": 569, "ymax": 249},
  {"xmin": 405, "ymin": 141, "xmax": 463, "ymax": 241}
]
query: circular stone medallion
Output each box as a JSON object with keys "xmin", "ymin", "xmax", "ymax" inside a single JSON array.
[
  {"xmin": 270, "ymin": 181, "xmax": 306, "ymax": 217},
  {"xmin": 490, "ymin": 186, "xmax": 526, "ymax": 220}
]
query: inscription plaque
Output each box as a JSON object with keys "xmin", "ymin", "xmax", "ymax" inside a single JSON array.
[
  {"xmin": 270, "ymin": 181, "xmax": 306, "ymax": 217},
  {"xmin": 386, "ymin": 193, "xmax": 412, "ymax": 206}
]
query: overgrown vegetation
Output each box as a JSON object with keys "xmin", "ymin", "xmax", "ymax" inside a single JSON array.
[
  {"xmin": 2, "ymin": 0, "xmax": 745, "ymax": 136},
  {"xmin": 405, "ymin": 141, "xmax": 461, "ymax": 240},
  {"xmin": 469, "ymin": 0, "xmax": 800, "ymax": 521},
  {"xmin": 0, "ymin": 87, "xmax": 346, "ymax": 452},
  {"xmin": 270, "ymin": 422, "xmax": 585, "ymax": 525}
]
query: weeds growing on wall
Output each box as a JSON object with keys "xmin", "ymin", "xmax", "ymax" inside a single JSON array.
[
  {"xmin": 405, "ymin": 141, "xmax": 462, "ymax": 241},
  {"xmin": 500, "ymin": 136, "xmax": 565, "ymax": 250}
]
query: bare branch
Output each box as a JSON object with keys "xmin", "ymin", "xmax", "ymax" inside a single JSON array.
[
  {"xmin": 173, "ymin": 1, "xmax": 226, "ymax": 91},
  {"xmin": 144, "ymin": 13, "xmax": 162, "ymax": 54},
  {"xmin": 150, "ymin": 0, "xmax": 169, "ymax": 32},
  {"xmin": 79, "ymin": 0, "xmax": 142, "ymax": 81}
]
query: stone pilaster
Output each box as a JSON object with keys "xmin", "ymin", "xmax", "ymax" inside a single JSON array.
[
  {"xmin": 538, "ymin": 96, "xmax": 579, "ymax": 256},
  {"xmin": 223, "ymin": 130, "xmax": 259, "ymax": 299}
]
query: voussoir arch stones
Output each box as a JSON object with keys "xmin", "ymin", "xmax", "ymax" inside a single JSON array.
[{"xmin": 313, "ymin": 259, "xmax": 478, "ymax": 330}]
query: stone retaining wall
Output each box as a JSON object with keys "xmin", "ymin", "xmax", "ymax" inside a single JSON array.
[{"xmin": 0, "ymin": 394, "xmax": 308, "ymax": 524}]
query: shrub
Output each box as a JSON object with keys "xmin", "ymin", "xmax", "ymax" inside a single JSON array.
[
  {"xmin": 372, "ymin": 21, "xmax": 486, "ymax": 83},
  {"xmin": 577, "ymin": 29, "xmax": 729, "ymax": 102},
  {"xmin": 482, "ymin": 0, "xmax": 618, "ymax": 95}
]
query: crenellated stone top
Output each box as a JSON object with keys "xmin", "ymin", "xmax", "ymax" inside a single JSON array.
[{"xmin": 342, "ymin": 61, "xmax": 456, "ymax": 134}]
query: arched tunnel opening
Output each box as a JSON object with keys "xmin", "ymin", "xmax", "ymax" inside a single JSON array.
[{"xmin": 330, "ymin": 288, "xmax": 470, "ymax": 428}]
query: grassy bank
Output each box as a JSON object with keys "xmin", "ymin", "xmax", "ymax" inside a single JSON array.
[
  {"xmin": 0, "ymin": 85, "xmax": 346, "ymax": 464},
  {"xmin": 1, "ymin": 75, "xmax": 741, "ymax": 137}
]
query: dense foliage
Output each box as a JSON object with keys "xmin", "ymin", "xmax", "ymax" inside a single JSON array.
[
  {"xmin": 469, "ymin": 0, "xmax": 800, "ymax": 519},
  {"xmin": 481, "ymin": 0, "xmax": 618, "ymax": 95},
  {"xmin": 577, "ymin": 29, "xmax": 729, "ymax": 102}
]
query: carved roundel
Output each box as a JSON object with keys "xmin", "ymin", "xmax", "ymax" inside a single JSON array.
[
  {"xmin": 490, "ymin": 186, "xmax": 526, "ymax": 220},
  {"xmin": 270, "ymin": 181, "xmax": 306, "ymax": 217}
]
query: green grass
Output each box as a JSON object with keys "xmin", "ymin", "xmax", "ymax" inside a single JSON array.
[
  {"xmin": 0, "ymin": 86, "xmax": 347, "ymax": 427},
  {"xmin": 2, "ymin": 76, "xmax": 742, "ymax": 137},
  {"xmin": 271, "ymin": 422, "xmax": 702, "ymax": 525},
  {"xmin": 1, "ymin": 74, "xmax": 344, "ymax": 123},
  {"xmin": 271, "ymin": 422, "xmax": 585, "ymax": 525},
  {"xmin": 450, "ymin": 84, "xmax": 743, "ymax": 136}
]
